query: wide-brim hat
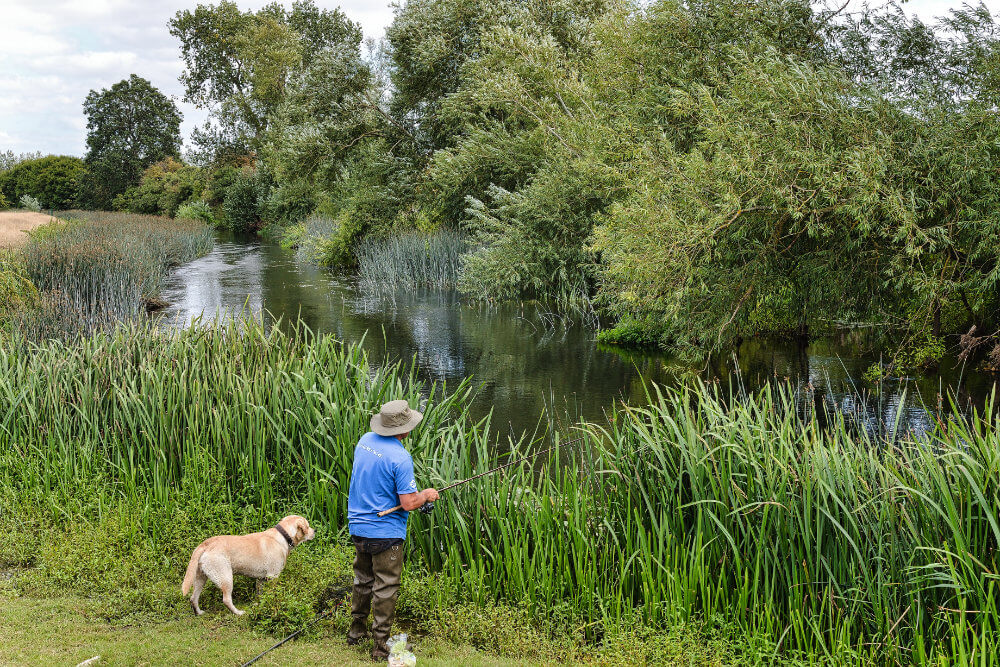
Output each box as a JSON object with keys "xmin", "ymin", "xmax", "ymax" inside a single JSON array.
[{"xmin": 371, "ymin": 399, "xmax": 423, "ymax": 436}]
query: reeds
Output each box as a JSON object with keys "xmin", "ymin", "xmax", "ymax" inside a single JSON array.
[
  {"xmin": 17, "ymin": 211, "xmax": 212, "ymax": 329},
  {"xmin": 355, "ymin": 229, "xmax": 466, "ymax": 291},
  {"xmin": 1, "ymin": 320, "xmax": 998, "ymax": 663}
]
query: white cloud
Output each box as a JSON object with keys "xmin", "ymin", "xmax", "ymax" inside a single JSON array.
[{"xmin": 0, "ymin": 0, "xmax": 972, "ymax": 157}]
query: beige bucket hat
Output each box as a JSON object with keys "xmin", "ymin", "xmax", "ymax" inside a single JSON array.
[{"xmin": 371, "ymin": 399, "xmax": 423, "ymax": 437}]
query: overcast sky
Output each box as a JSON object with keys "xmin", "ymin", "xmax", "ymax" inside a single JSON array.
[{"xmin": 0, "ymin": 0, "xmax": 973, "ymax": 157}]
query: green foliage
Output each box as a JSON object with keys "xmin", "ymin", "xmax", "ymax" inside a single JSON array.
[
  {"xmin": 222, "ymin": 173, "xmax": 264, "ymax": 233},
  {"xmin": 0, "ymin": 252, "xmax": 39, "ymax": 324},
  {"xmin": 19, "ymin": 195, "xmax": 41, "ymax": 212},
  {"xmin": 278, "ymin": 222, "xmax": 306, "ymax": 249},
  {"xmin": 202, "ymin": 164, "xmax": 243, "ymax": 207},
  {"xmin": 0, "ymin": 191, "xmax": 8, "ymax": 210},
  {"xmin": 0, "ymin": 155, "xmax": 86, "ymax": 209},
  {"xmin": 114, "ymin": 158, "xmax": 205, "ymax": 217},
  {"xmin": 258, "ymin": 179, "xmax": 316, "ymax": 227},
  {"xmin": 0, "ymin": 150, "xmax": 43, "ymax": 172},
  {"xmin": 175, "ymin": 200, "xmax": 215, "ymax": 226},
  {"xmin": 355, "ymin": 229, "xmax": 466, "ymax": 291},
  {"xmin": 170, "ymin": 0, "xmax": 362, "ymax": 159},
  {"xmin": 595, "ymin": 318, "xmax": 663, "ymax": 350},
  {"xmin": 80, "ymin": 75, "xmax": 183, "ymax": 209},
  {"xmin": 1, "ymin": 320, "xmax": 999, "ymax": 661}
]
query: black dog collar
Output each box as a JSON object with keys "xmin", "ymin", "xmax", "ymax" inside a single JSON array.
[{"xmin": 274, "ymin": 523, "xmax": 295, "ymax": 548}]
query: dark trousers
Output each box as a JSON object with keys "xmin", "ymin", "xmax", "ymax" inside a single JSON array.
[{"xmin": 348, "ymin": 536, "xmax": 404, "ymax": 658}]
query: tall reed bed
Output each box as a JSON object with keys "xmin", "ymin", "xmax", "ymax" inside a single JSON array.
[
  {"xmin": 19, "ymin": 211, "xmax": 212, "ymax": 324},
  {"xmin": 1, "ymin": 320, "xmax": 998, "ymax": 663},
  {"xmin": 355, "ymin": 229, "xmax": 466, "ymax": 290}
]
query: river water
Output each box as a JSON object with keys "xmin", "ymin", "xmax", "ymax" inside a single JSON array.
[{"xmin": 159, "ymin": 237, "xmax": 997, "ymax": 440}]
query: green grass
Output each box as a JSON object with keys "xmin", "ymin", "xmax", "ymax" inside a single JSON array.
[
  {"xmin": 0, "ymin": 595, "xmax": 551, "ymax": 666},
  {"xmin": 1, "ymin": 319, "xmax": 999, "ymax": 663}
]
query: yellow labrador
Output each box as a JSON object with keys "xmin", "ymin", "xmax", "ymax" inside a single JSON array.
[{"xmin": 181, "ymin": 515, "xmax": 316, "ymax": 615}]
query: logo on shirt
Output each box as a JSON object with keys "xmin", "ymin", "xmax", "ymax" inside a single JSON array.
[
  {"xmin": 359, "ymin": 444, "xmax": 384, "ymax": 458},
  {"xmin": 408, "ymin": 478, "xmax": 417, "ymax": 490}
]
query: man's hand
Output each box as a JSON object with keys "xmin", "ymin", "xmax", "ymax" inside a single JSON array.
[{"xmin": 398, "ymin": 487, "xmax": 440, "ymax": 511}]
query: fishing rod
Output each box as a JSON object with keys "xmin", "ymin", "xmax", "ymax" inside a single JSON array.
[{"xmin": 377, "ymin": 435, "xmax": 585, "ymax": 517}]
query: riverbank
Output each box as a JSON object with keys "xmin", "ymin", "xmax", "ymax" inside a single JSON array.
[
  {"xmin": 2, "ymin": 320, "xmax": 999, "ymax": 664},
  {"xmin": 0, "ymin": 594, "xmax": 545, "ymax": 666},
  {"xmin": 0, "ymin": 503, "xmax": 737, "ymax": 666},
  {"xmin": 0, "ymin": 211, "xmax": 212, "ymax": 341}
]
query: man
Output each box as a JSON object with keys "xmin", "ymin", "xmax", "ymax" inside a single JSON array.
[{"xmin": 346, "ymin": 399, "xmax": 439, "ymax": 661}]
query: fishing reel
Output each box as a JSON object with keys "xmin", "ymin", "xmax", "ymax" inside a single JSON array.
[{"xmin": 418, "ymin": 501, "xmax": 435, "ymax": 515}]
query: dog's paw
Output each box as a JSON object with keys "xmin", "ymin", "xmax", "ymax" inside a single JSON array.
[{"xmin": 233, "ymin": 609, "xmax": 245, "ymax": 616}]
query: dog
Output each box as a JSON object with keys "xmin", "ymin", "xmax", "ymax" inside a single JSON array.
[{"xmin": 181, "ymin": 515, "xmax": 316, "ymax": 615}]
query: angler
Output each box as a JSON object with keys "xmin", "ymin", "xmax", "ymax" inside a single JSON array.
[
  {"xmin": 345, "ymin": 400, "xmax": 439, "ymax": 661},
  {"xmin": 346, "ymin": 399, "xmax": 583, "ymax": 661}
]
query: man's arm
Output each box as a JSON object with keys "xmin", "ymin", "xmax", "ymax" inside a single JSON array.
[{"xmin": 398, "ymin": 488, "xmax": 439, "ymax": 511}]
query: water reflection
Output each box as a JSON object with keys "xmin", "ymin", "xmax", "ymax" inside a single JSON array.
[{"xmin": 159, "ymin": 237, "xmax": 996, "ymax": 440}]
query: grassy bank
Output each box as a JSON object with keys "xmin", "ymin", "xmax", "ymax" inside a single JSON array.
[
  {"xmin": 13, "ymin": 211, "xmax": 212, "ymax": 331},
  {"xmin": 1, "ymin": 321, "xmax": 999, "ymax": 663}
]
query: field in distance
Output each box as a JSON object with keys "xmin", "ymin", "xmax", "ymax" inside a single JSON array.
[{"xmin": 0, "ymin": 211, "xmax": 58, "ymax": 249}]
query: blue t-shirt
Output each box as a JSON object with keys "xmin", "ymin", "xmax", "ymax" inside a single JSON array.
[{"xmin": 347, "ymin": 432, "xmax": 419, "ymax": 538}]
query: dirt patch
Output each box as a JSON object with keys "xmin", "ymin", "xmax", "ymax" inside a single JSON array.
[{"xmin": 0, "ymin": 211, "xmax": 59, "ymax": 249}]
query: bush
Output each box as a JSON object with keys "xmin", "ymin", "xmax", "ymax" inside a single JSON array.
[
  {"xmin": 114, "ymin": 158, "xmax": 205, "ymax": 217},
  {"xmin": 19, "ymin": 194, "xmax": 41, "ymax": 212},
  {"xmin": 596, "ymin": 317, "xmax": 664, "ymax": 349},
  {"xmin": 175, "ymin": 201, "xmax": 215, "ymax": 226},
  {"xmin": 222, "ymin": 175, "xmax": 263, "ymax": 234},
  {"xmin": 0, "ymin": 191, "xmax": 9, "ymax": 210},
  {"xmin": 0, "ymin": 155, "xmax": 86, "ymax": 209},
  {"xmin": 259, "ymin": 180, "xmax": 317, "ymax": 227}
]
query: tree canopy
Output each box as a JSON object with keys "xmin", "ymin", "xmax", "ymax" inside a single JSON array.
[
  {"xmin": 169, "ymin": 0, "xmax": 362, "ymax": 160},
  {"xmin": 80, "ymin": 74, "xmax": 182, "ymax": 210}
]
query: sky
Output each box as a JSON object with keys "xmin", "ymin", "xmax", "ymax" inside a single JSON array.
[{"xmin": 0, "ymin": 0, "xmax": 977, "ymax": 157}]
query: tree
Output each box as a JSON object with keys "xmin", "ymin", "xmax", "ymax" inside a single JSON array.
[
  {"xmin": 81, "ymin": 75, "xmax": 182, "ymax": 209},
  {"xmin": 169, "ymin": 0, "xmax": 362, "ymax": 160},
  {"xmin": 0, "ymin": 155, "xmax": 87, "ymax": 210}
]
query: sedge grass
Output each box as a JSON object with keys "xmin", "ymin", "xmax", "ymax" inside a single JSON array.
[
  {"xmin": 355, "ymin": 229, "xmax": 466, "ymax": 291},
  {"xmin": 18, "ymin": 211, "xmax": 212, "ymax": 326},
  {"xmin": 1, "ymin": 320, "xmax": 998, "ymax": 663}
]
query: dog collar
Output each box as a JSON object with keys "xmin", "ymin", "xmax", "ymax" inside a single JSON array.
[{"xmin": 274, "ymin": 524, "xmax": 295, "ymax": 549}]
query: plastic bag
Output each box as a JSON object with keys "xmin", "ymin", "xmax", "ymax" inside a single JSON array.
[{"xmin": 387, "ymin": 633, "xmax": 416, "ymax": 667}]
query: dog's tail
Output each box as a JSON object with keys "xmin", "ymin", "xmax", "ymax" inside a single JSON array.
[{"xmin": 181, "ymin": 544, "xmax": 206, "ymax": 596}]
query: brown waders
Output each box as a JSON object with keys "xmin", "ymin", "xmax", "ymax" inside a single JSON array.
[{"xmin": 347, "ymin": 536, "xmax": 405, "ymax": 661}]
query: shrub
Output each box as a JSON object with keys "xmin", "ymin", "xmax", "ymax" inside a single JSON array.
[
  {"xmin": 0, "ymin": 155, "xmax": 86, "ymax": 209},
  {"xmin": 259, "ymin": 179, "xmax": 317, "ymax": 227},
  {"xmin": 19, "ymin": 194, "xmax": 41, "ymax": 212},
  {"xmin": 596, "ymin": 317, "xmax": 664, "ymax": 349},
  {"xmin": 175, "ymin": 201, "xmax": 215, "ymax": 226},
  {"xmin": 222, "ymin": 175, "xmax": 263, "ymax": 234},
  {"xmin": 114, "ymin": 158, "xmax": 205, "ymax": 217},
  {"xmin": 0, "ymin": 191, "xmax": 9, "ymax": 210}
]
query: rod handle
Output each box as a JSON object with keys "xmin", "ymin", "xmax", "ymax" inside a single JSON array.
[{"xmin": 377, "ymin": 504, "xmax": 403, "ymax": 517}]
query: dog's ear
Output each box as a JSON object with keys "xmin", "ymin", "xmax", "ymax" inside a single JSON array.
[{"xmin": 294, "ymin": 518, "xmax": 307, "ymax": 543}]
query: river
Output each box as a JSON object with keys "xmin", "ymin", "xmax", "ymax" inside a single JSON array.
[{"xmin": 159, "ymin": 236, "xmax": 996, "ymax": 440}]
